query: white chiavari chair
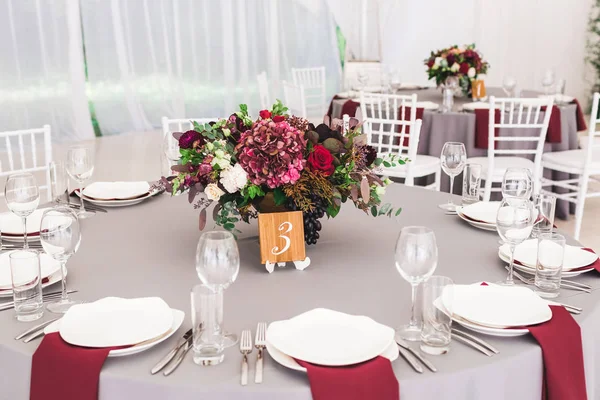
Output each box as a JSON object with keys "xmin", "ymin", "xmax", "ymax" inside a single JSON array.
[
  {"xmin": 343, "ymin": 61, "xmax": 382, "ymax": 91},
  {"xmin": 541, "ymin": 92, "xmax": 600, "ymax": 240},
  {"xmin": 291, "ymin": 66, "xmax": 326, "ymax": 119},
  {"xmin": 282, "ymin": 81, "xmax": 307, "ymax": 119},
  {"xmin": 360, "ymin": 92, "xmax": 441, "ymax": 189},
  {"xmin": 257, "ymin": 71, "xmax": 271, "ymax": 110},
  {"xmin": 0, "ymin": 125, "xmax": 53, "ymax": 201},
  {"xmin": 161, "ymin": 117, "xmax": 219, "ymax": 138},
  {"xmin": 469, "ymin": 96, "xmax": 554, "ymax": 201}
]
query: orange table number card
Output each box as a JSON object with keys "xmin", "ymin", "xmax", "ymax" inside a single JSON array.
[{"xmin": 258, "ymin": 211, "xmax": 310, "ymax": 272}]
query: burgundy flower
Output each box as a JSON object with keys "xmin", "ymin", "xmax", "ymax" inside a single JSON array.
[
  {"xmin": 273, "ymin": 115, "xmax": 285, "ymax": 123},
  {"xmin": 446, "ymin": 54, "xmax": 456, "ymax": 66},
  {"xmin": 426, "ymin": 58, "xmax": 435, "ymax": 68},
  {"xmin": 365, "ymin": 145, "xmax": 377, "ymax": 166},
  {"xmin": 259, "ymin": 110, "xmax": 272, "ymax": 119},
  {"xmin": 459, "ymin": 62, "xmax": 470, "ymax": 75},
  {"xmin": 307, "ymin": 145, "xmax": 335, "ymax": 176},
  {"xmin": 178, "ymin": 130, "xmax": 201, "ymax": 149}
]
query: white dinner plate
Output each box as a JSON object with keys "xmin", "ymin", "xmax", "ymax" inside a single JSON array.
[
  {"xmin": 498, "ymin": 250, "xmax": 595, "ymax": 278},
  {"xmin": 453, "ymin": 314, "xmax": 530, "ymax": 337},
  {"xmin": 266, "ymin": 308, "xmax": 394, "ymax": 367},
  {"xmin": 0, "ymin": 268, "xmax": 65, "ymax": 298},
  {"xmin": 0, "ymin": 208, "xmax": 51, "ymax": 238},
  {"xmin": 456, "ymin": 207, "xmax": 497, "ymax": 232},
  {"xmin": 59, "ymin": 297, "xmax": 174, "ymax": 347},
  {"xmin": 538, "ymin": 94, "xmax": 575, "ymax": 104},
  {"xmin": 46, "ymin": 308, "xmax": 185, "ymax": 357},
  {"xmin": 266, "ymin": 338, "xmax": 399, "ymax": 372},
  {"xmin": 0, "ymin": 251, "xmax": 61, "ymax": 289},
  {"xmin": 76, "ymin": 183, "xmax": 157, "ymax": 207},
  {"xmin": 395, "ymin": 83, "xmax": 427, "ymax": 90},
  {"xmin": 83, "ymin": 181, "xmax": 151, "ymax": 201},
  {"xmin": 499, "ymin": 239, "xmax": 598, "ymax": 271},
  {"xmin": 461, "ymin": 102, "xmax": 500, "ymax": 112},
  {"xmin": 460, "ymin": 202, "xmax": 501, "ymax": 224},
  {"xmin": 447, "ymin": 285, "xmax": 552, "ymax": 329},
  {"xmin": 416, "ymin": 101, "xmax": 439, "ymax": 110}
]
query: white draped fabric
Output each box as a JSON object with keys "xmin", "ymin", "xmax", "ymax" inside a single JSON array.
[
  {"xmin": 0, "ymin": 0, "xmax": 94, "ymax": 142},
  {"xmin": 80, "ymin": 0, "xmax": 341, "ymax": 135}
]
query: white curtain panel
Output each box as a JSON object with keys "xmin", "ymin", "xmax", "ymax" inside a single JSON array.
[
  {"xmin": 0, "ymin": 0, "xmax": 94, "ymax": 142},
  {"xmin": 80, "ymin": 0, "xmax": 341, "ymax": 136}
]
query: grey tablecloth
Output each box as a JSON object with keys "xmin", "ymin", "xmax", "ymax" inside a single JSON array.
[
  {"xmin": 1, "ymin": 132, "xmax": 599, "ymax": 400},
  {"xmin": 331, "ymin": 88, "xmax": 580, "ymax": 219}
]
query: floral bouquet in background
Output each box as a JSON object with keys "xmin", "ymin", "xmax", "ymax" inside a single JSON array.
[
  {"xmin": 161, "ymin": 100, "xmax": 404, "ymax": 245},
  {"xmin": 424, "ymin": 43, "xmax": 489, "ymax": 96}
]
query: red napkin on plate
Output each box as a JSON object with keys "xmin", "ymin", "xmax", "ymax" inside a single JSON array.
[
  {"xmin": 572, "ymin": 99, "xmax": 588, "ymax": 132},
  {"xmin": 581, "ymin": 248, "xmax": 600, "ymax": 273},
  {"xmin": 295, "ymin": 356, "xmax": 399, "ymax": 400},
  {"xmin": 30, "ymin": 332, "xmax": 119, "ymax": 400},
  {"xmin": 528, "ymin": 306, "xmax": 588, "ymax": 400}
]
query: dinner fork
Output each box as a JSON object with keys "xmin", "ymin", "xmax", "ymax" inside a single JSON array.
[
  {"xmin": 254, "ymin": 322, "xmax": 267, "ymax": 383},
  {"xmin": 240, "ymin": 330, "xmax": 252, "ymax": 386},
  {"xmin": 505, "ymin": 266, "xmax": 591, "ymax": 293}
]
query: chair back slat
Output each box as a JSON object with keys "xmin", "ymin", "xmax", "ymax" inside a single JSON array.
[
  {"xmin": 257, "ymin": 71, "xmax": 271, "ymax": 110},
  {"xmin": 291, "ymin": 66, "xmax": 326, "ymax": 117},
  {"xmin": 17, "ymin": 133, "xmax": 26, "ymax": 170},
  {"xmin": 31, "ymin": 132, "xmax": 38, "ymax": 168},
  {"xmin": 5, "ymin": 136, "xmax": 14, "ymax": 171},
  {"xmin": 282, "ymin": 81, "xmax": 307, "ymax": 118}
]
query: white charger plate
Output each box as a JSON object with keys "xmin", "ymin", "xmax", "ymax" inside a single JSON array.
[
  {"xmin": 447, "ymin": 285, "xmax": 552, "ymax": 329},
  {"xmin": 498, "ymin": 250, "xmax": 594, "ymax": 278},
  {"xmin": 76, "ymin": 184, "xmax": 157, "ymax": 207},
  {"xmin": 266, "ymin": 338, "xmax": 399, "ymax": 372},
  {"xmin": 460, "ymin": 202, "xmax": 501, "ymax": 224},
  {"xmin": 45, "ymin": 308, "xmax": 184, "ymax": 357},
  {"xmin": 59, "ymin": 297, "xmax": 174, "ymax": 347},
  {"xmin": 266, "ymin": 308, "xmax": 395, "ymax": 367},
  {"xmin": 83, "ymin": 181, "xmax": 151, "ymax": 201},
  {"xmin": 499, "ymin": 239, "xmax": 598, "ymax": 271},
  {"xmin": 0, "ymin": 268, "xmax": 65, "ymax": 298},
  {"xmin": 456, "ymin": 207, "xmax": 497, "ymax": 232},
  {"xmin": 453, "ymin": 314, "xmax": 530, "ymax": 337},
  {"xmin": 0, "ymin": 251, "xmax": 61, "ymax": 289},
  {"xmin": 0, "ymin": 208, "xmax": 50, "ymax": 237}
]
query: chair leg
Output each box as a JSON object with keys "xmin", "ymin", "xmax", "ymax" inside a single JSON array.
[
  {"xmin": 434, "ymin": 168, "xmax": 441, "ymax": 191},
  {"xmin": 573, "ymin": 176, "xmax": 589, "ymax": 241}
]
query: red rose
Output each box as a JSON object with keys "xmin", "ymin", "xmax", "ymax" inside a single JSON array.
[
  {"xmin": 446, "ymin": 54, "xmax": 456, "ymax": 66},
  {"xmin": 307, "ymin": 145, "xmax": 335, "ymax": 176},
  {"xmin": 259, "ymin": 110, "xmax": 272, "ymax": 119},
  {"xmin": 459, "ymin": 62, "xmax": 470, "ymax": 75},
  {"xmin": 272, "ymin": 115, "xmax": 285, "ymax": 123},
  {"xmin": 426, "ymin": 58, "xmax": 435, "ymax": 68}
]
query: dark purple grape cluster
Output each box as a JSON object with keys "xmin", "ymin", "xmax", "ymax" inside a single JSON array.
[{"xmin": 287, "ymin": 195, "xmax": 326, "ymax": 245}]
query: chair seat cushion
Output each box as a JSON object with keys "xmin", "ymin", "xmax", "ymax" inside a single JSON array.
[
  {"xmin": 468, "ymin": 156, "xmax": 535, "ymax": 181},
  {"xmin": 382, "ymin": 154, "xmax": 440, "ymax": 178},
  {"xmin": 542, "ymin": 149, "xmax": 600, "ymax": 173}
]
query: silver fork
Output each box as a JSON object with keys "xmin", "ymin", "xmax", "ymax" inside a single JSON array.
[
  {"xmin": 254, "ymin": 322, "xmax": 267, "ymax": 383},
  {"xmin": 505, "ymin": 266, "xmax": 591, "ymax": 293},
  {"xmin": 240, "ymin": 330, "xmax": 252, "ymax": 386}
]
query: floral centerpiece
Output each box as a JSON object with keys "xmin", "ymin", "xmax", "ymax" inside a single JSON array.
[
  {"xmin": 161, "ymin": 100, "xmax": 404, "ymax": 245},
  {"xmin": 424, "ymin": 43, "xmax": 489, "ymax": 96}
]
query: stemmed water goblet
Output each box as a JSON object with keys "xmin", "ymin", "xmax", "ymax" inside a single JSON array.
[
  {"xmin": 502, "ymin": 167, "xmax": 533, "ymax": 200},
  {"xmin": 496, "ymin": 198, "xmax": 534, "ymax": 285},
  {"xmin": 196, "ymin": 231, "xmax": 240, "ymax": 347},
  {"xmin": 395, "ymin": 226, "xmax": 438, "ymax": 341},
  {"xmin": 66, "ymin": 146, "xmax": 95, "ymax": 219},
  {"xmin": 439, "ymin": 142, "xmax": 467, "ymax": 212},
  {"xmin": 5, "ymin": 173, "xmax": 40, "ymax": 249},
  {"xmin": 357, "ymin": 70, "xmax": 369, "ymax": 92},
  {"xmin": 542, "ymin": 69, "xmax": 555, "ymax": 95},
  {"xmin": 40, "ymin": 207, "xmax": 82, "ymax": 313},
  {"xmin": 502, "ymin": 76, "xmax": 517, "ymax": 97}
]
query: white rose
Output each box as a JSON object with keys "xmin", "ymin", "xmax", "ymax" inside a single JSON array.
[
  {"xmin": 434, "ymin": 57, "xmax": 442, "ymax": 67},
  {"xmin": 214, "ymin": 149, "xmax": 225, "ymax": 158},
  {"xmin": 450, "ymin": 62, "xmax": 460, "ymax": 72},
  {"xmin": 220, "ymin": 164, "xmax": 249, "ymax": 193},
  {"xmin": 468, "ymin": 67, "xmax": 476, "ymax": 78},
  {"xmin": 375, "ymin": 185, "xmax": 386, "ymax": 196},
  {"xmin": 440, "ymin": 59, "xmax": 448, "ymax": 68},
  {"xmin": 205, "ymin": 183, "xmax": 224, "ymax": 201},
  {"xmin": 205, "ymin": 142, "xmax": 214, "ymax": 151},
  {"xmin": 212, "ymin": 157, "xmax": 231, "ymax": 170}
]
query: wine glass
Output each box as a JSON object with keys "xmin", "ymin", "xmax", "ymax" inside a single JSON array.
[
  {"xmin": 357, "ymin": 70, "xmax": 369, "ymax": 91},
  {"xmin": 542, "ymin": 69, "xmax": 555, "ymax": 95},
  {"xmin": 502, "ymin": 168, "xmax": 533, "ymax": 199},
  {"xmin": 395, "ymin": 226, "xmax": 438, "ymax": 341},
  {"xmin": 40, "ymin": 207, "xmax": 82, "ymax": 313},
  {"xmin": 502, "ymin": 76, "xmax": 517, "ymax": 97},
  {"xmin": 196, "ymin": 231, "xmax": 240, "ymax": 347},
  {"xmin": 496, "ymin": 198, "xmax": 534, "ymax": 285},
  {"xmin": 439, "ymin": 142, "xmax": 467, "ymax": 212},
  {"xmin": 5, "ymin": 173, "xmax": 40, "ymax": 249},
  {"xmin": 66, "ymin": 146, "xmax": 95, "ymax": 219}
]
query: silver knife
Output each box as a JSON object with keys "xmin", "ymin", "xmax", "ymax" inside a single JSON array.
[
  {"xmin": 397, "ymin": 345, "xmax": 423, "ymax": 373},
  {"xmin": 23, "ymin": 328, "xmax": 47, "ymax": 343},
  {"xmin": 451, "ymin": 333, "xmax": 493, "ymax": 356},
  {"xmin": 151, "ymin": 328, "xmax": 193, "ymax": 374},
  {"xmin": 451, "ymin": 328, "xmax": 499, "ymax": 354},
  {"xmin": 395, "ymin": 336, "xmax": 437, "ymax": 372},
  {"xmin": 163, "ymin": 338, "xmax": 193, "ymax": 376},
  {"xmin": 15, "ymin": 317, "xmax": 61, "ymax": 340}
]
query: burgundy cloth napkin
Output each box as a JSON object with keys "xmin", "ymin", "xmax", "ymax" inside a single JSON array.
[
  {"xmin": 31, "ymin": 332, "xmax": 118, "ymax": 400},
  {"xmin": 296, "ymin": 356, "xmax": 399, "ymax": 400},
  {"xmin": 395, "ymin": 106, "xmax": 425, "ymax": 146},
  {"xmin": 528, "ymin": 306, "xmax": 588, "ymax": 400},
  {"xmin": 541, "ymin": 105, "xmax": 562, "ymax": 144},
  {"xmin": 579, "ymin": 248, "xmax": 600, "ymax": 273},
  {"xmin": 572, "ymin": 99, "xmax": 588, "ymax": 132}
]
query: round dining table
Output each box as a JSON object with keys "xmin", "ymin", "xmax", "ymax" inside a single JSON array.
[
  {"xmin": 330, "ymin": 87, "xmax": 583, "ymax": 219},
  {"xmin": 1, "ymin": 132, "xmax": 598, "ymax": 399}
]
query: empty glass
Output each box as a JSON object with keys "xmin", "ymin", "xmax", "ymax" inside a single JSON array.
[
  {"xmin": 40, "ymin": 207, "xmax": 81, "ymax": 313},
  {"xmin": 357, "ymin": 70, "xmax": 369, "ymax": 91},
  {"xmin": 5, "ymin": 173, "xmax": 40, "ymax": 249},
  {"xmin": 191, "ymin": 284, "xmax": 225, "ymax": 365},
  {"xmin": 555, "ymin": 79, "xmax": 567, "ymax": 105},
  {"xmin": 66, "ymin": 146, "xmax": 95, "ymax": 219},
  {"xmin": 535, "ymin": 233, "xmax": 566, "ymax": 298},
  {"xmin": 49, "ymin": 161, "xmax": 68, "ymax": 204},
  {"xmin": 196, "ymin": 231, "xmax": 240, "ymax": 346},
  {"xmin": 542, "ymin": 69, "xmax": 555, "ymax": 95},
  {"xmin": 502, "ymin": 76, "xmax": 517, "ymax": 97},
  {"xmin": 439, "ymin": 142, "xmax": 467, "ymax": 212},
  {"xmin": 420, "ymin": 276, "xmax": 453, "ymax": 355},
  {"xmin": 496, "ymin": 198, "xmax": 535, "ymax": 285},
  {"xmin": 395, "ymin": 226, "xmax": 438, "ymax": 341},
  {"xmin": 9, "ymin": 250, "xmax": 43, "ymax": 322},
  {"xmin": 532, "ymin": 193, "xmax": 556, "ymax": 238},
  {"xmin": 461, "ymin": 163, "xmax": 482, "ymax": 205},
  {"xmin": 502, "ymin": 168, "xmax": 533, "ymax": 199}
]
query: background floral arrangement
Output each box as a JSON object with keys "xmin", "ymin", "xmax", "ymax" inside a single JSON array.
[
  {"xmin": 424, "ymin": 43, "xmax": 489, "ymax": 96},
  {"xmin": 162, "ymin": 101, "xmax": 403, "ymax": 245}
]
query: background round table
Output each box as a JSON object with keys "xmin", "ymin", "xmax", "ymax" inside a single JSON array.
[
  {"xmin": 0, "ymin": 132, "xmax": 598, "ymax": 400},
  {"xmin": 331, "ymin": 87, "xmax": 582, "ymax": 219}
]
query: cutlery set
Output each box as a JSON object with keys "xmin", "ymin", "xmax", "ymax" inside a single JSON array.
[
  {"xmin": 14, "ymin": 317, "xmax": 62, "ymax": 343},
  {"xmin": 58, "ymin": 200, "xmax": 108, "ymax": 213},
  {"xmin": 0, "ymin": 290, "xmax": 78, "ymax": 312},
  {"xmin": 507, "ymin": 266, "xmax": 592, "ymax": 296}
]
